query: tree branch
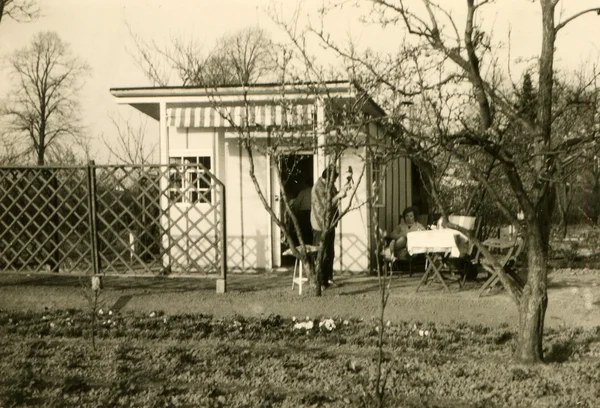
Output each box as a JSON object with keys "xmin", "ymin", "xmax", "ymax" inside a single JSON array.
[{"xmin": 555, "ymin": 7, "xmax": 600, "ymax": 33}]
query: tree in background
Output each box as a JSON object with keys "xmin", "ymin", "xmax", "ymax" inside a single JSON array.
[
  {"xmin": 1, "ymin": 31, "xmax": 89, "ymax": 165},
  {"xmin": 549, "ymin": 71, "xmax": 600, "ymax": 233},
  {"xmin": 0, "ymin": 0, "xmax": 39, "ymax": 25},
  {"xmin": 0, "ymin": 0, "xmax": 39, "ymax": 163},
  {"xmin": 102, "ymin": 112, "xmax": 157, "ymax": 165},
  {"xmin": 129, "ymin": 26, "xmax": 278, "ymax": 87}
]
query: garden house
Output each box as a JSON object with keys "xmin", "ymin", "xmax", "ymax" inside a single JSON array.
[{"xmin": 110, "ymin": 81, "xmax": 426, "ymax": 273}]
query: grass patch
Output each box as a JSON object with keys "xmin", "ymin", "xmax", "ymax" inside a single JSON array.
[{"xmin": 0, "ymin": 309, "xmax": 598, "ymax": 407}]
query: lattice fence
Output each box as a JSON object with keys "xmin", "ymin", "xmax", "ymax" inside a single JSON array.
[{"xmin": 0, "ymin": 163, "xmax": 226, "ymax": 278}]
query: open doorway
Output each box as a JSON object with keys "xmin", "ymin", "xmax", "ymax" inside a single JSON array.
[{"xmin": 278, "ymin": 154, "xmax": 314, "ymax": 266}]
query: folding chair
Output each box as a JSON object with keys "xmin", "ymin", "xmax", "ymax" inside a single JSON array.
[
  {"xmin": 477, "ymin": 235, "xmax": 525, "ymax": 297},
  {"xmin": 381, "ymin": 248, "xmax": 425, "ymax": 276},
  {"xmin": 447, "ymin": 215, "xmax": 479, "ymax": 286},
  {"xmin": 381, "ymin": 233, "xmax": 426, "ymax": 277}
]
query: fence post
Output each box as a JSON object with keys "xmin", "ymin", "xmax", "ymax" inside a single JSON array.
[
  {"xmin": 44, "ymin": 168, "xmax": 61, "ymax": 272},
  {"xmin": 216, "ymin": 183, "xmax": 227, "ymax": 293},
  {"xmin": 87, "ymin": 161, "xmax": 100, "ymax": 276}
]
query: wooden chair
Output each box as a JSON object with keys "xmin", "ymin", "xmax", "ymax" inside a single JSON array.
[
  {"xmin": 445, "ymin": 215, "xmax": 479, "ymax": 286},
  {"xmin": 476, "ymin": 235, "xmax": 525, "ymax": 297}
]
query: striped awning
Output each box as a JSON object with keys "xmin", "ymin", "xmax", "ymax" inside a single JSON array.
[{"xmin": 167, "ymin": 104, "xmax": 315, "ymax": 129}]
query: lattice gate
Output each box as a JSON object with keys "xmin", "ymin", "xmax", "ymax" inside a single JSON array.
[{"xmin": 0, "ymin": 163, "xmax": 226, "ymax": 280}]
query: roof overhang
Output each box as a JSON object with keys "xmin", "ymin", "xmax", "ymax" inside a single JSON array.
[{"xmin": 110, "ymin": 81, "xmax": 388, "ymax": 121}]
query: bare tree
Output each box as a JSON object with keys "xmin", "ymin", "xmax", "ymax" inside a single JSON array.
[
  {"xmin": 336, "ymin": 0, "xmax": 600, "ymax": 363},
  {"xmin": 2, "ymin": 31, "xmax": 89, "ymax": 165},
  {"xmin": 279, "ymin": 0, "xmax": 600, "ymax": 363},
  {"xmin": 211, "ymin": 27, "xmax": 277, "ymax": 85},
  {"xmin": 0, "ymin": 134, "xmax": 20, "ymax": 164},
  {"xmin": 0, "ymin": 0, "xmax": 40, "ymax": 165},
  {"xmin": 128, "ymin": 26, "xmax": 277, "ymax": 87},
  {"xmin": 102, "ymin": 112, "xmax": 157, "ymax": 165},
  {"xmin": 0, "ymin": 0, "xmax": 39, "ymax": 24},
  {"xmin": 548, "ymin": 70, "xmax": 600, "ymax": 234}
]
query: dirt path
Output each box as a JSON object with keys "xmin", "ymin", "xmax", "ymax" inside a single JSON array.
[{"xmin": 0, "ymin": 269, "xmax": 598, "ymax": 329}]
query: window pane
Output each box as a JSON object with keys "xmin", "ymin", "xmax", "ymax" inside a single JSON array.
[
  {"xmin": 199, "ymin": 173, "xmax": 210, "ymax": 189},
  {"xmin": 169, "ymin": 171, "xmax": 182, "ymax": 189},
  {"xmin": 170, "ymin": 190, "xmax": 182, "ymax": 203},
  {"xmin": 200, "ymin": 156, "xmax": 211, "ymax": 169},
  {"xmin": 189, "ymin": 171, "xmax": 198, "ymax": 187},
  {"xmin": 199, "ymin": 191, "xmax": 212, "ymax": 203},
  {"xmin": 169, "ymin": 155, "xmax": 212, "ymax": 204}
]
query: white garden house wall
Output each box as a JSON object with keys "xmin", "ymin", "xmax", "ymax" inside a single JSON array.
[{"xmin": 110, "ymin": 81, "xmax": 419, "ymax": 273}]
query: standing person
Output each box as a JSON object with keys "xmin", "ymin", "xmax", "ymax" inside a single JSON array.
[
  {"xmin": 387, "ymin": 206, "xmax": 426, "ymax": 259},
  {"xmin": 311, "ymin": 166, "xmax": 348, "ymax": 288},
  {"xmin": 291, "ymin": 176, "xmax": 313, "ymax": 245}
]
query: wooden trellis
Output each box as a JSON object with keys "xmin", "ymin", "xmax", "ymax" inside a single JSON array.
[{"xmin": 0, "ymin": 163, "xmax": 226, "ymax": 281}]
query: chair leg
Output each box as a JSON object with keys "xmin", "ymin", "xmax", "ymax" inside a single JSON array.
[
  {"xmin": 478, "ymin": 273, "xmax": 499, "ymax": 297},
  {"xmin": 291, "ymin": 258, "xmax": 299, "ymax": 290}
]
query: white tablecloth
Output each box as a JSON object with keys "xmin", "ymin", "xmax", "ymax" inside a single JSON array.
[{"xmin": 406, "ymin": 229, "xmax": 469, "ymax": 258}]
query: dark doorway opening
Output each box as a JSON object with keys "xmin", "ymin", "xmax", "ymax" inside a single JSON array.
[{"xmin": 279, "ymin": 154, "xmax": 314, "ymax": 266}]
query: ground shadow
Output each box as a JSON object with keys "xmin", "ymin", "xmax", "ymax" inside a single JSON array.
[
  {"xmin": 110, "ymin": 295, "xmax": 133, "ymax": 312},
  {"xmin": 335, "ymin": 276, "xmax": 419, "ymax": 296},
  {"xmin": 547, "ymin": 273, "xmax": 598, "ymax": 290}
]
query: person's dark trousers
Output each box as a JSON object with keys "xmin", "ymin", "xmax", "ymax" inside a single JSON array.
[{"xmin": 313, "ymin": 229, "xmax": 335, "ymax": 286}]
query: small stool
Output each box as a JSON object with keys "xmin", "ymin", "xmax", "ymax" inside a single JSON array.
[{"xmin": 283, "ymin": 245, "xmax": 319, "ymax": 294}]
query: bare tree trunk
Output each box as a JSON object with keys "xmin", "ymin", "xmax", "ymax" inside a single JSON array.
[
  {"xmin": 311, "ymin": 251, "xmax": 323, "ymax": 296},
  {"xmin": 511, "ymin": 0, "xmax": 556, "ymax": 364},
  {"xmin": 516, "ymin": 223, "xmax": 548, "ymax": 363}
]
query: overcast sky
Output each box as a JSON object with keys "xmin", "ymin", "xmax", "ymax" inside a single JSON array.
[{"xmin": 1, "ymin": 0, "xmax": 599, "ymax": 163}]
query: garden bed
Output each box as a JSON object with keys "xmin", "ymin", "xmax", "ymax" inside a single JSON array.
[{"xmin": 1, "ymin": 309, "xmax": 599, "ymax": 407}]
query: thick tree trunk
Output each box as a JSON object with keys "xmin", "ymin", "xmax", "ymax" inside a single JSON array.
[
  {"xmin": 314, "ymin": 250, "xmax": 323, "ymax": 296},
  {"xmin": 516, "ymin": 226, "xmax": 548, "ymax": 363}
]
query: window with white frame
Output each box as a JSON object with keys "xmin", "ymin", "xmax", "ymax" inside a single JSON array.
[{"xmin": 169, "ymin": 155, "xmax": 212, "ymax": 204}]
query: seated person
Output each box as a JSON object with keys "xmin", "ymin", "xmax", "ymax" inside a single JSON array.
[{"xmin": 386, "ymin": 206, "xmax": 426, "ymax": 259}]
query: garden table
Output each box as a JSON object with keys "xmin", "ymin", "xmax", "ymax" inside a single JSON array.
[{"xmin": 407, "ymin": 229, "xmax": 469, "ymax": 293}]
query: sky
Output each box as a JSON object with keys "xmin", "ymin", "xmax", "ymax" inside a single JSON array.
[{"xmin": 0, "ymin": 0, "xmax": 599, "ymax": 163}]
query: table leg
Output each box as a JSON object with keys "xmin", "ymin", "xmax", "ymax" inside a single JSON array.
[
  {"xmin": 416, "ymin": 253, "xmax": 438, "ymax": 291},
  {"xmin": 432, "ymin": 256, "xmax": 451, "ymax": 293},
  {"xmin": 416, "ymin": 253, "xmax": 451, "ymax": 293}
]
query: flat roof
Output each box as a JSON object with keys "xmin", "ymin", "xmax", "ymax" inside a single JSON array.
[{"xmin": 110, "ymin": 80, "xmax": 388, "ymax": 118}]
